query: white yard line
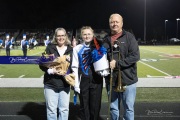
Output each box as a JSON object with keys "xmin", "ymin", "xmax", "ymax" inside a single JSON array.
[
  {"xmin": 139, "ymin": 61, "xmax": 171, "ymax": 76},
  {"xmin": 19, "ymin": 75, "xmax": 25, "ymax": 78},
  {"xmin": 147, "ymin": 75, "xmax": 170, "ymax": 78}
]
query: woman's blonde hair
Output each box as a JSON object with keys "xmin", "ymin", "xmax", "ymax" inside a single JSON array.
[
  {"xmin": 51, "ymin": 27, "xmax": 71, "ymax": 45},
  {"xmin": 80, "ymin": 26, "xmax": 94, "ymax": 37}
]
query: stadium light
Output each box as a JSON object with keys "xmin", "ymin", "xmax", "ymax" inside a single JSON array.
[
  {"xmin": 176, "ymin": 18, "xmax": 180, "ymax": 39},
  {"xmin": 144, "ymin": 0, "xmax": 146, "ymax": 43},
  {"xmin": 165, "ymin": 20, "xmax": 168, "ymax": 42}
]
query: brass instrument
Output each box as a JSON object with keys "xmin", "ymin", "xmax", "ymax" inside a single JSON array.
[
  {"xmin": 107, "ymin": 40, "xmax": 126, "ymax": 120},
  {"xmin": 114, "ymin": 44, "xmax": 126, "ymax": 92},
  {"xmin": 107, "ymin": 43, "xmax": 114, "ymax": 120}
]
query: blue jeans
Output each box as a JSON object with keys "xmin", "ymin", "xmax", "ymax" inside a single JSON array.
[
  {"xmin": 106, "ymin": 83, "xmax": 137, "ymax": 120},
  {"xmin": 44, "ymin": 85, "xmax": 70, "ymax": 120}
]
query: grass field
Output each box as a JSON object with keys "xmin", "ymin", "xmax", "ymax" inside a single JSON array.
[
  {"xmin": 0, "ymin": 45, "xmax": 180, "ymax": 78},
  {"xmin": 0, "ymin": 88, "xmax": 180, "ymax": 102},
  {"xmin": 139, "ymin": 46, "xmax": 180, "ymax": 77},
  {"xmin": 0, "ymin": 45, "xmax": 180, "ymax": 102}
]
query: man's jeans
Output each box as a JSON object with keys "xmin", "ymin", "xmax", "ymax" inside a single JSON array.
[
  {"xmin": 106, "ymin": 83, "xmax": 137, "ymax": 120},
  {"xmin": 44, "ymin": 85, "xmax": 70, "ymax": 120}
]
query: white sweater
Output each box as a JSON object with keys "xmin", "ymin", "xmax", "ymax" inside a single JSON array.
[{"xmin": 71, "ymin": 42, "xmax": 90, "ymax": 93}]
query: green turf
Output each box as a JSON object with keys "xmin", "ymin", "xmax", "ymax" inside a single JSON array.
[
  {"xmin": 136, "ymin": 88, "xmax": 180, "ymax": 102},
  {"xmin": 0, "ymin": 88, "xmax": 45, "ymax": 102},
  {"xmin": 0, "ymin": 64, "xmax": 44, "ymax": 78},
  {"xmin": 0, "ymin": 45, "xmax": 180, "ymax": 102},
  {"xmin": 0, "ymin": 46, "xmax": 45, "ymax": 56},
  {"xmin": 0, "ymin": 45, "xmax": 180, "ymax": 78},
  {"xmin": 0, "ymin": 88, "xmax": 180, "ymax": 102},
  {"xmin": 137, "ymin": 62, "xmax": 165, "ymax": 77},
  {"xmin": 139, "ymin": 46, "xmax": 180, "ymax": 76}
]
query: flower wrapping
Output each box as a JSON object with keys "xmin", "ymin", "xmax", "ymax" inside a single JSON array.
[
  {"xmin": 37, "ymin": 54, "xmax": 56, "ymax": 68},
  {"xmin": 37, "ymin": 53, "xmax": 75, "ymax": 86}
]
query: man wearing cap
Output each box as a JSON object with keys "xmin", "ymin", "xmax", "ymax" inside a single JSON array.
[{"xmin": 5, "ymin": 34, "xmax": 12, "ymax": 56}]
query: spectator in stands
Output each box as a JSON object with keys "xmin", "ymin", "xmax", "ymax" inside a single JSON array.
[
  {"xmin": 5, "ymin": 34, "xmax": 12, "ymax": 56},
  {"xmin": 44, "ymin": 35, "xmax": 51, "ymax": 46},
  {"xmin": 39, "ymin": 28, "xmax": 73, "ymax": 120},
  {"xmin": 20, "ymin": 34, "xmax": 29, "ymax": 56},
  {"xmin": 71, "ymin": 26, "xmax": 103, "ymax": 120},
  {"xmin": 103, "ymin": 13, "xmax": 140, "ymax": 120}
]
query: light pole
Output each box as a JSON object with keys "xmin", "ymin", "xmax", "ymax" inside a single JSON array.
[
  {"xmin": 165, "ymin": 20, "xmax": 168, "ymax": 42},
  {"xmin": 144, "ymin": 0, "xmax": 146, "ymax": 43},
  {"xmin": 176, "ymin": 18, "xmax": 180, "ymax": 39}
]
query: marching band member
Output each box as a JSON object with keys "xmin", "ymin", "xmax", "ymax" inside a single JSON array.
[
  {"xmin": 20, "ymin": 34, "xmax": 29, "ymax": 56},
  {"xmin": 0, "ymin": 38, "xmax": 4, "ymax": 52},
  {"xmin": 71, "ymin": 26, "xmax": 105, "ymax": 120},
  {"xmin": 5, "ymin": 34, "xmax": 12, "ymax": 56}
]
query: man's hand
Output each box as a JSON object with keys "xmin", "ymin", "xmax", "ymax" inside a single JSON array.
[{"xmin": 110, "ymin": 59, "xmax": 116, "ymax": 69}]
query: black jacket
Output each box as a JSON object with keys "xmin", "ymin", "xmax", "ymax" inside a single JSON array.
[
  {"xmin": 40, "ymin": 44, "xmax": 73, "ymax": 89},
  {"xmin": 103, "ymin": 30, "xmax": 140, "ymax": 86}
]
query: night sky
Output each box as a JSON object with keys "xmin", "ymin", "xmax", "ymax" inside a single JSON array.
[{"xmin": 0, "ymin": 0, "xmax": 180, "ymax": 40}]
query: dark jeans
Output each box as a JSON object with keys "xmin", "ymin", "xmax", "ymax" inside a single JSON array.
[{"xmin": 22, "ymin": 48, "xmax": 27, "ymax": 56}]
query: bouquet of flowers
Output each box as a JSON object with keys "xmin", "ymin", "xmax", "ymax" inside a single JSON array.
[
  {"xmin": 37, "ymin": 53, "xmax": 56, "ymax": 67},
  {"xmin": 37, "ymin": 52, "xmax": 75, "ymax": 86}
]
